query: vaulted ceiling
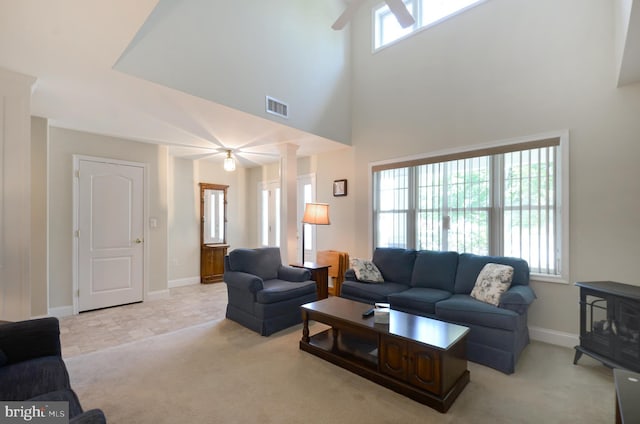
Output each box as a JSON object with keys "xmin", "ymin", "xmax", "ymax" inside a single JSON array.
[
  {"xmin": 0, "ymin": 0, "xmax": 638, "ymax": 168},
  {"xmin": 0, "ymin": 0, "xmax": 350, "ymax": 167}
]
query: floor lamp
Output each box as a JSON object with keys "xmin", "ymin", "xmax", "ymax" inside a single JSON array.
[{"xmin": 301, "ymin": 202, "xmax": 331, "ymax": 264}]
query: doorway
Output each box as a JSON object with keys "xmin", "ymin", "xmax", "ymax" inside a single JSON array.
[
  {"xmin": 258, "ymin": 179, "xmax": 280, "ymax": 247},
  {"xmin": 73, "ymin": 156, "xmax": 146, "ymax": 313},
  {"xmin": 297, "ymin": 174, "xmax": 317, "ymax": 263}
]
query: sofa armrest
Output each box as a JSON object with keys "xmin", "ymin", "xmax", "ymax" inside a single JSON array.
[
  {"xmin": 70, "ymin": 409, "xmax": 107, "ymax": 424},
  {"xmin": 223, "ymin": 271, "xmax": 264, "ymax": 293},
  {"xmin": 278, "ymin": 266, "xmax": 311, "ymax": 282},
  {"xmin": 499, "ymin": 285, "xmax": 537, "ymax": 314},
  {"xmin": 344, "ymin": 268, "xmax": 357, "ymax": 281},
  {"xmin": 0, "ymin": 317, "xmax": 61, "ymax": 365}
]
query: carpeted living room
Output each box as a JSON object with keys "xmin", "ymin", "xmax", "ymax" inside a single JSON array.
[
  {"xmin": 2, "ymin": 0, "xmax": 640, "ymax": 423},
  {"xmin": 60, "ymin": 284, "xmax": 612, "ymax": 423}
]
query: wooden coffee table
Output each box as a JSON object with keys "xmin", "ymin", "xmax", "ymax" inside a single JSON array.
[{"xmin": 300, "ymin": 296, "xmax": 470, "ymax": 413}]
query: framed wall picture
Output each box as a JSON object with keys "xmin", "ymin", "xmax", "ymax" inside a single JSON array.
[{"xmin": 333, "ymin": 179, "xmax": 347, "ymax": 197}]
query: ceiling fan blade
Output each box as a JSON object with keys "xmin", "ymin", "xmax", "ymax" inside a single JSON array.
[
  {"xmin": 385, "ymin": 0, "xmax": 415, "ymax": 28},
  {"xmin": 332, "ymin": 0, "xmax": 366, "ymax": 30}
]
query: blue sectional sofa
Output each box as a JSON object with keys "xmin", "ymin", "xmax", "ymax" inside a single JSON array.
[{"xmin": 340, "ymin": 248, "xmax": 536, "ymax": 374}]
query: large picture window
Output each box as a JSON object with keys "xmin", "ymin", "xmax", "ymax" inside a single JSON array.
[{"xmin": 373, "ymin": 136, "xmax": 567, "ymax": 279}]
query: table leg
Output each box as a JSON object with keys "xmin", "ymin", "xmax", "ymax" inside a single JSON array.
[
  {"xmin": 309, "ymin": 268, "xmax": 329, "ymax": 300},
  {"xmin": 332, "ymin": 327, "xmax": 338, "ymax": 351},
  {"xmin": 573, "ymin": 347, "xmax": 582, "ymax": 365},
  {"xmin": 302, "ymin": 310, "xmax": 310, "ymax": 343}
]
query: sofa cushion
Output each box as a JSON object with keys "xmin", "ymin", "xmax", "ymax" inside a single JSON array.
[
  {"xmin": 256, "ymin": 279, "xmax": 317, "ymax": 304},
  {"xmin": 228, "ymin": 247, "xmax": 282, "ymax": 281},
  {"xmin": 372, "ymin": 248, "xmax": 417, "ymax": 284},
  {"xmin": 436, "ymin": 294, "xmax": 520, "ymax": 331},
  {"xmin": 410, "ymin": 250, "xmax": 458, "ymax": 291},
  {"xmin": 388, "ymin": 288, "xmax": 452, "ymax": 315},
  {"xmin": 350, "ymin": 258, "xmax": 384, "ymax": 283},
  {"xmin": 454, "ymin": 253, "xmax": 529, "ymax": 294},
  {"xmin": 470, "ymin": 263, "xmax": 514, "ymax": 306},
  {"xmin": 341, "ymin": 281, "xmax": 410, "ymax": 303}
]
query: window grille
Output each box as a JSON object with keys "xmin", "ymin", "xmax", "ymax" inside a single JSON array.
[{"xmin": 373, "ymin": 137, "xmax": 563, "ymax": 277}]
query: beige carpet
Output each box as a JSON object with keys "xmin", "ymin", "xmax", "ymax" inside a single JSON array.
[{"xmin": 65, "ymin": 316, "xmax": 615, "ymax": 423}]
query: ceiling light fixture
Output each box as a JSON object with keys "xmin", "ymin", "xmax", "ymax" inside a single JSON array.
[{"xmin": 223, "ymin": 150, "xmax": 236, "ymax": 172}]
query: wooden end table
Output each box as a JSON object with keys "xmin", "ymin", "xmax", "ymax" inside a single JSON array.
[{"xmin": 290, "ymin": 262, "xmax": 330, "ymax": 300}]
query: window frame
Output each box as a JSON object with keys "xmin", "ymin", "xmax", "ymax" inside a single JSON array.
[
  {"xmin": 372, "ymin": 0, "xmax": 488, "ymax": 52},
  {"xmin": 369, "ymin": 131, "xmax": 570, "ymax": 284}
]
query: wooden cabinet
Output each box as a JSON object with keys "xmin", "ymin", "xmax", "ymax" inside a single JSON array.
[
  {"xmin": 380, "ymin": 334, "xmax": 443, "ymax": 395},
  {"xmin": 201, "ymin": 244, "xmax": 228, "ymax": 283},
  {"xmin": 199, "ymin": 183, "xmax": 228, "ymax": 284}
]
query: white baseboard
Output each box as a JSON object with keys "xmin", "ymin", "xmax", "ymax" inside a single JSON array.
[
  {"xmin": 168, "ymin": 277, "xmax": 200, "ymax": 288},
  {"xmin": 529, "ymin": 326, "xmax": 578, "ymax": 349},
  {"xmin": 49, "ymin": 306, "xmax": 74, "ymax": 318},
  {"xmin": 45, "ymin": 286, "xmax": 183, "ymax": 315},
  {"xmin": 146, "ymin": 289, "xmax": 170, "ymax": 301}
]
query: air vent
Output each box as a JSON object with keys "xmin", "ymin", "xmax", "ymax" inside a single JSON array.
[{"xmin": 266, "ymin": 96, "xmax": 288, "ymax": 119}]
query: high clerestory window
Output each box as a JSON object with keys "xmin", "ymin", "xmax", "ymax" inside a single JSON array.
[
  {"xmin": 372, "ymin": 133, "xmax": 569, "ymax": 282},
  {"xmin": 374, "ymin": 0, "xmax": 486, "ymax": 50}
]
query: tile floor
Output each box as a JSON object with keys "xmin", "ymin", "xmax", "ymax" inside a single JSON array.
[{"xmin": 59, "ymin": 283, "xmax": 227, "ymax": 357}]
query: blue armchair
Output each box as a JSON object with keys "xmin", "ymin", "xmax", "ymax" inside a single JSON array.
[
  {"xmin": 0, "ymin": 317, "xmax": 106, "ymax": 424},
  {"xmin": 224, "ymin": 247, "xmax": 318, "ymax": 336}
]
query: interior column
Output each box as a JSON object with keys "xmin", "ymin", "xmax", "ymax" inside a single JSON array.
[
  {"xmin": 279, "ymin": 143, "xmax": 299, "ymax": 265},
  {"xmin": 0, "ymin": 67, "xmax": 36, "ymax": 321}
]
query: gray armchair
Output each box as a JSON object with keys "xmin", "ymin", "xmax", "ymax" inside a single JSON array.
[
  {"xmin": 224, "ymin": 247, "xmax": 318, "ymax": 336},
  {"xmin": 0, "ymin": 317, "xmax": 106, "ymax": 423}
]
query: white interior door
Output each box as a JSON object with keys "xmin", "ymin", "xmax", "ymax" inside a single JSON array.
[{"xmin": 77, "ymin": 158, "xmax": 144, "ymax": 312}]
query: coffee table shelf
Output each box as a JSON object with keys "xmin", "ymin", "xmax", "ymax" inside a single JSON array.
[
  {"xmin": 300, "ymin": 297, "xmax": 470, "ymax": 413},
  {"xmin": 307, "ymin": 328, "xmax": 379, "ymax": 368}
]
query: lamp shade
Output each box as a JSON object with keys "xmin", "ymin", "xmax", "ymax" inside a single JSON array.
[{"xmin": 302, "ymin": 203, "xmax": 330, "ymax": 225}]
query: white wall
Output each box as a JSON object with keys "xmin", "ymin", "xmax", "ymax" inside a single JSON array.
[
  {"xmin": 313, "ymin": 148, "xmax": 357, "ymax": 257},
  {"xmin": 115, "ymin": 0, "xmax": 352, "ymax": 144},
  {"xmin": 167, "ymin": 156, "xmax": 249, "ymax": 285},
  {"xmin": 167, "ymin": 157, "xmax": 200, "ymax": 285},
  {"xmin": 48, "ymin": 128, "xmax": 169, "ymax": 310},
  {"xmin": 341, "ymin": 0, "xmax": 640, "ymax": 338}
]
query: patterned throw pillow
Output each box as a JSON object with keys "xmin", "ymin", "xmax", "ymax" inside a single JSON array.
[
  {"xmin": 470, "ymin": 263, "xmax": 514, "ymax": 306},
  {"xmin": 350, "ymin": 258, "xmax": 384, "ymax": 283}
]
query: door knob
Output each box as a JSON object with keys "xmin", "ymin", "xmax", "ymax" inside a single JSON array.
[{"xmin": 135, "ymin": 238, "xmax": 143, "ymax": 244}]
